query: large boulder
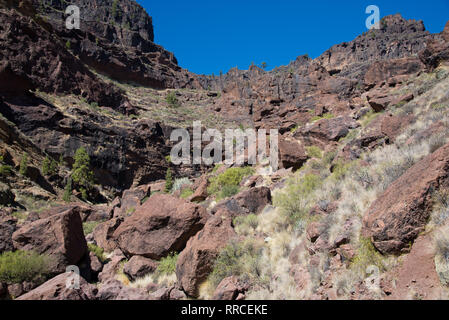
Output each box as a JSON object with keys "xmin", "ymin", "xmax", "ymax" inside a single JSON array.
[
  {"xmin": 16, "ymin": 273, "xmax": 97, "ymax": 300},
  {"xmin": 176, "ymin": 210, "xmax": 236, "ymax": 297},
  {"xmin": 93, "ymin": 217, "xmax": 123, "ymax": 252},
  {"xmin": 300, "ymin": 116, "xmax": 360, "ymax": 143},
  {"xmin": 123, "ymin": 256, "xmax": 158, "ymax": 281},
  {"xmin": 12, "ymin": 208, "xmax": 87, "ymax": 273},
  {"xmin": 113, "ymin": 184, "xmax": 151, "ymax": 218},
  {"xmin": 213, "ymin": 187, "xmax": 272, "ymax": 217},
  {"xmin": 279, "ymin": 137, "xmax": 308, "ymax": 170},
  {"xmin": 113, "ymin": 194, "xmax": 209, "ymax": 259},
  {"xmin": 363, "ymin": 142, "xmax": 449, "ymax": 254},
  {"xmin": 212, "ymin": 276, "xmax": 249, "ymax": 300}
]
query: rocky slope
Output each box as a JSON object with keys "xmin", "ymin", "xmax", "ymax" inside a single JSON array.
[{"xmin": 1, "ymin": 0, "xmax": 449, "ymax": 300}]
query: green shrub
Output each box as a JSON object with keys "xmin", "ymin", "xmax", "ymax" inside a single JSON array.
[
  {"xmin": 208, "ymin": 240, "xmax": 262, "ymax": 288},
  {"xmin": 0, "ymin": 251, "xmax": 52, "ymax": 284},
  {"xmin": 350, "ymin": 237, "xmax": 384, "ymax": 275},
  {"xmin": 273, "ymin": 173, "xmax": 322, "ymax": 224},
  {"xmin": 63, "ymin": 178, "xmax": 72, "ymax": 202},
  {"xmin": 0, "ymin": 165, "xmax": 13, "ymax": 177},
  {"xmin": 330, "ymin": 160, "xmax": 353, "ymax": 181},
  {"xmin": 180, "ymin": 188, "xmax": 194, "ymax": 199},
  {"xmin": 166, "ymin": 91, "xmax": 179, "ymax": 108},
  {"xmin": 164, "ymin": 168, "xmax": 173, "ymax": 193},
  {"xmin": 311, "ymin": 113, "xmax": 334, "ymax": 122},
  {"xmin": 71, "ymin": 147, "xmax": 94, "ymax": 189},
  {"xmin": 19, "ymin": 153, "xmax": 28, "ymax": 176},
  {"xmin": 207, "ymin": 167, "xmax": 255, "ymax": 200},
  {"xmin": 65, "ymin": 40, "xmax": 71, "ymax": 50},
  {"xmin": 155, "ymin": 252, "xmax": 178, "ymax": 276},
  {"xmin": 234, "ymin": 214, "xmax": 259, "ymax": 235},
  {"xmin": 306, "ymin": 146, "xmax": 322, "ymax": 159},
  {"xmin": 83, "ymin": 221, "xmax": 101, "ymax": 235},
  {"xmin": 88, "ymin": 243, "xmax": 107, "ymax": 263},
  {"xmin": 42, "ymin": 156, "xmax": 50, "ymax": 176}
]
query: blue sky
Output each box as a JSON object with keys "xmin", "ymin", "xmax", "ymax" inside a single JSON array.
[{"xmin": 138, "ymin": 0, "xmax": 449, "ymax": 75}]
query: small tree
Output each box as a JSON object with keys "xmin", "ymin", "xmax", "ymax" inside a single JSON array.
[
  {"xmin": 166, "ymin": 91, "xmax": 179, "ymax": 108},
  {"xmin": 63, "ymin": 178, "xmax": 72, "ymax": 202},
  {"xmin": 260, "ymin": 62, "xmax": 267, "ymax": 70},
  {"xmin": 71, "ymin": 147, "xmax": 94, "ymax": 189},
  {"xmin": 42, "ymin": 156, "xmax": 51, "ymax": 176},
  {"xmin": 19, "ymin": 153, "xmax": 28, "ymax": 176},
  {"xmin": 165, "ymin": 168, "xmax": 173, "ymax": 193}
]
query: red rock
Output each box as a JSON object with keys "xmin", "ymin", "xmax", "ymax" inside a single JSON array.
[
  {"xmin": 97, "ymin": 279, "xmax": 148, "ymax": 300},
  {"xmin": 123, "ymin": 256, "xmax": 158, "ymax": 281},
  {"xmin": 363, "ymin": 142, "xmax": 449, "ymax": 254},
  {"xmin": 189, "ymin": 174, "xmax": 209, "ymax": 202},
  {"xmin": 212, "ymin": 276, "xmax": 249, "ymax": 300},
  {"xmin": 0, "ymin": 210, "xmax": 16, "ymax": 254},
  {"xmin": 300, "ymin": 116, "xmax": 359, "ymax": 142},
  {"xmin": 16, "ymin": 273, "xmax": 97, "ymax": 300},
  {"xmin": 12, "ymin": 207, "xmax": 87, "ymax": 274},
  {"xmin": 93, "ymin": 217, "xmax": 123, "ymax": 252},
  {"xmin": 176, "ymin": 210, "xmax": 236, "ymax": 297},
  {"xmin": 98, "ymin": 249, "xmax": 126, "ymax": 283},
  {"xmin": 279, "ymin": 137, "xmax": 308, "ymax": 170},
  {"xmin": 214, "ymin": 187, "xmax": 272, "ymax": 217},
  {"xmin": 306, "ymin": 222, "xmax": 322, "ymax": 243},
  {"xmin": 113, "ymin": 194, "xmax": 209, "ymax": 259}
]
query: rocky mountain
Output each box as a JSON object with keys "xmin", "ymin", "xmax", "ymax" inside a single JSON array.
[{"xmin": 1, "ymin": 0, "xmax": 449, "ymax": 301}]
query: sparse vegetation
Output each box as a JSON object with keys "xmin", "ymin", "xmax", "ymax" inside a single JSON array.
[
  {"xmin": 19, "ymin": 153, "xmax": 28, "ymax": 176},
  {"xmin": 311, "ymin": 113, "xmax": 334, "ymax": 122},
  {"xmin": 164, "ymin": 168, "xmax": 173, "ymax": 193},
  {"xmin": 88, "ymin": 243, "xmax": 107, "ymax": 263},
  {"xmin": 207, "ymin": 167, "xmax": 255, "ymax": 200},
  {"xmin": 306, "ymin": 146, "xmax": 323, "ymax": 159},
  {"xmin": 155, "ymin": 252, "xmax": 178, "ymax": 276},
  {"xmin": 166, "ymin": 91, "xmax": 180, "ymax": 108},
  {"xmin": 63, "ymin": 178, "xmax": 72, "ymax": 202},
  {"xmin": 83, "ymin": 221, "xmax": 101, "ymax": 235},
  {"xmin": 0, "ymin": 251, "xmax": 52, "ymax": 284},
  {"xmin": 71, "ymin": 147, "xmax": 94, "ymax": 192}
]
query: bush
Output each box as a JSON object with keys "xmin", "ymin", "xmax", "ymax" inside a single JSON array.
[
  {"xmin": 208, "ymin": 240, "xmax": 262, "ymax": 288},
  {"xmin": 0, "ymin": 165, "xmax": 13, "ymax": 177},
  {"xmin": 207, "ymin": 167, "xmax": 255, "ymax": 200},
  {"xmin": 155, "ymin": 252, "xmax": 178, "ymax": 276},
  {"xmin": 0, "ymin": 250, "xmax": 51, "ymax": 284},
  {"xmin": 306, "ymin": 146, "xmax": 322, "ymax": 159},
  {"xmin": 166, "ymin": 91, "xmax": 179, "ymax": 108},
  {"xmin": 42, "ymin": 156, "xmax": 57, "ymax": 176},
  {"xmin": 83, "ymin": 221, "xmax": 101, "ymax": 235},
  {"xmin": 350, "ymin": 237, "xmax": 385, "ymax": 275},
  {"xmin": 71, "ymin": 147, "xmax": 94, "ymax": 189},
  {"xmin": 180, "ymin": 188, "xmax": 194, "ymax": 199},
  {"xmin": 273, "ymin": 173, "xmax": 321, "ymax": 224},
  {"xmin": 19, "ymin": 153, "xmax": 28, "ymax": 176},
  {"xmin": 63, "ymin": 178, "xmax": 72, "ymax": 202},
  {"xmin": 164, "ymin": 168, "xmax": 173, "ymax": 193},
  {"xmin": 234, "ymin": 214, "xmax": 259, "ymax": 235},
  {"xmin": 88, "ymin": 243, "xmax": 107, "ymax": 263}
]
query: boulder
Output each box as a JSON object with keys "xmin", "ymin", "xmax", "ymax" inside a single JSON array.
[
  {"xmin": 176, "ymin": 210, "xmax": 236, "ymax": 297},
  {"xmin": 212, "ymin": 276, "xmax": 249, "ymax": 300},
  {"xmin": 114, "ymin": 184, "xmax": 151, "ymax": 217},
  {"xmin": 363, "ymin": 142, "xmax": 449, "ymax": 254},
  {"xmin": 113, "ymin": 194, "xmax": 209, "ymax": 259},
  {"xmin": 93, "ymin": 217, "xmax": 123, "ymax": 252},
  {"xmin": 188, "ymin": 175, "xmax": 209, "ymax": 202},
  {"xmin": 123, "ymin": 256, "xmax": 158, "ymax": 281},
  {"xmin": 279, "ymin": 137, "xmax": 308, "ymax": 170},
  {"xmin": 213, "ymin": 187, "xmax": 271, "ymax": 217},
  {"xmin": 98, "ymin": 249, "xmax": 126, "ymax": 283},
  {"xmin": 12, "ymin": 207, "xmax": 87, "ymax": 274},
  {"xmin": 300, "ymin": 116, "xmax": 360, "ymax": 142},
  {"xmin": 97, "ymin": 279, "xmax": 148, "ymax": 300},
  {"xmin": 16, "ymin": 273, "xmax": 97, "ymax": 300}
]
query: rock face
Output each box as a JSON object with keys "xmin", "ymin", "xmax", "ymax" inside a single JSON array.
[
  {"xmin": 12, "ymin": 208, "xmax": 88, "ymax": 273},
  {"xmin": 16, "ymin": 273, "xmax": 97, "ymax": 300},
  {"xmin": 113, "ymin": 194, "xmax": 209, "ymax": 259},
  {"xmin": 279, "ymin": 137, "xmax": 308, "ymax": 170},
  {"xmin": 0, "ymin": 7, "xmax": 127, "ymax": 109},
  {"xmin": 0, "ymin": 211, "xmax": 16, "ymax": 254},
  {"xmin": 176, "ymin": 210, "xmax": 236, "ymax": 297},
  {"xmin": 363, "ymin": 143, "xmax": 449, "ymax": 254}
]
